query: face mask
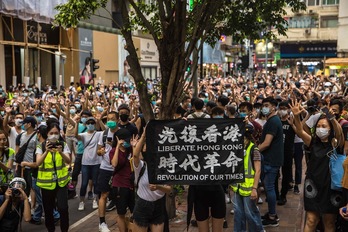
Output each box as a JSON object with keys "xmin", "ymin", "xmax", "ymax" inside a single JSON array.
[
  {"xmin": 36, "ymin": 116, "xmax": 43, "ymax": 123},
  {"xmin": 81, "ymin": 118, "xmax": 87, "ymax": 124},
  {"xmin": 345, "ymin": 82, "xmax": 348, "ymax": 87},
  {"xmin": 214, "ymin": 115, "xmax": 224, "ymax": 119},
  {"xmin": 245, "ymin": 96, "xmax": 250, "ymax": 101},
  {"xmin": 28, "ymin": 88, "xmax": 33, "ymax": 91},
  {"xmin": 316, "ymin": 128, "xmax": 330, "ymax": 139},
  {"xmin": 254, "ymin": 85, "xmax": 258, "ymax": 88},
  {"xmin": 0, "ymin": 111, "xmax": 4, "ymax": 116},
  {"xmin": 261, "ymin": 107, "xmax": 271, "ymax": 116},
  {"xmin": 324, "ymin": 91, "xmax": 330, "ymax": 95},
  {"xmin": 48, "ymin": 134, "xmax": 59, "ymax": 142},
  {"xmin": 188, "ymin": 103, "xmax": 192, "ymax": 108},
  {"xmin": 13, "ymin": 95, "xmax": 18, "ymax": 99},
  {"xmin": 239, "ymin": 112, "xmax": 247, "ymax": 118},
  {"xmin": 21, "ymin": 124, "xmax": 26, "ymax": 131},
  {"xmin": 123, "ymin": 141, "xmax": 131, "ymax": 148},
  {"xmin": 106, "ymin": 121, "xmax": 117, "ymax": 130},
  {"xmin": 204, "ymin": 98, "xmax": 209, "ymax": 104},
  {"xmin": 22, "ymin": 93, "xmax": 28, "ymax": 97},
  {"xmin": 86, "ymin": 124, "xmax": 95, "ymax": 131},
  {"xmin": 15, "ymin": 119, "xmax": 23, "ymax": 126},
  {"xmin": 75, "ymin": 104, "xmax": 81, "ymax": 109},
  {"xmin": 120, "ymin": 114, "xmax": 129, "ymax": 122},
  {"xmin": 279, "ymin": 110, "xmax": 288, "ymax": 117},
  {"xmin": 152, "ymin": 101, "xmax": 156, "ymax": 106},
  {"xmin": 70, "ymin": 109, "xmax": 76, "ymax": 115},
  {"xmin": 52, "ymin": 109, "xmax": 57, "ymax": 114},
  {"xmin": 97, "ymin": 106, "xmax": 104, "ymax": 112}
]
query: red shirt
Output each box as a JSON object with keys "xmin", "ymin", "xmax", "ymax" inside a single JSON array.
[{"xmin": 109, "ymin": 147, "xmax": 133, "ymax": 188}]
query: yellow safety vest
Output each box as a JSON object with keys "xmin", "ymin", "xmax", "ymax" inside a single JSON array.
[
  {"xmin": 37, "ymin": 146, "xmax": 70, "ymax": 190},
  {"xmin": 0, "ymin": 148, "xmax": 15, "ymax": 183},
  {"xmin": 231, "ymin": 142, "xmax": 256, "ymax": 196}
]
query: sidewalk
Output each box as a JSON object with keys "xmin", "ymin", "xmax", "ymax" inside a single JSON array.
[{"xmin": 70, "ymin": 184, "xmax": 304, "ymax": 232}]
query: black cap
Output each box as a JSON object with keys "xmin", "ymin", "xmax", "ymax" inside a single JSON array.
[
  {"xmin": 115, "ymin": 128, "xmax": 132, "ymax": 142},
  {"xmin": 118, "ymin": 104, "xmax": 130, "ymax": 112},
  {"xmin": 22, "ymin": 116, "xmax": 37, "ymax": 127}
]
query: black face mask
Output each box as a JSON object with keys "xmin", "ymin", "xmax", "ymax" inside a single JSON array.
[{"xmin": 120, "ymin": 114, "xmax": 129, "ymax": 122}]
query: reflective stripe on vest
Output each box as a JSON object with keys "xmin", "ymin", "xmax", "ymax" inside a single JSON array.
[
  {"xmin": 37, "ymin": 150, "xmax": 70, "ymax": 190},
  {"xmin": 231, "ymin": 142, "xmax": 255, "ymax": 196}
]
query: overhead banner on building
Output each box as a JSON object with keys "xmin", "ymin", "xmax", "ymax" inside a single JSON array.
[
  {"xmin": 145, "ymin": 119, "xmax": 245, "ymax": 185},
  {"xmin": 280, "ymin": 42, "xmax": 337, "ymax": 58}
]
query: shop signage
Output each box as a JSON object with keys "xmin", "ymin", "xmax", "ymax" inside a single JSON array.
[
  {"xmin": 280, "ymin": 42, "xmax": 337, "ymax": 58},
  {"xmin": 140, "ymin": 39, "xmax": 158, "ymax": 62}
]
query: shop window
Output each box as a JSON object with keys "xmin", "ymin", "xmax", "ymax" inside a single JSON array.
[
  {"xmin": 322, "ymin": 0, "xmax": 339, "ymax": 5},
  {"xmin": 321, "ymin": 16, "xmax": 338, "ymax": 28},
  {"xmin": 307, "ymin": 0, "xmax": 320, "ymax": 6}
]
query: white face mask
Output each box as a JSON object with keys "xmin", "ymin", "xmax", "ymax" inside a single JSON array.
[
  {"xmin": 48, "ymin": 134, "xmax": 59, "ymax": 142},
  {"xmin": 316, "ymin": 128, "xmax": 330, "ymax": 139},
  {"xmin": 15, "ymin": 119, "xmax": 23, "ymax": 126},
  {"xmin": 279, "ymin": 110, "xmax": 288, "ymax": 117}
]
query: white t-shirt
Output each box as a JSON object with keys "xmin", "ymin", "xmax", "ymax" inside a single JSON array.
[
  {"xmin": 9, "ymin": 127, "xmax": 22, "ymax": 150},
  {"xmin": 98, "ymin": 129, "xmax": 115, "ymax": 171},
  {"xmin": 187, "ymin": 112, "xmax": 211, "ymax": 119},
  {"xmin": 305, "ymin": 113, "xmax": 321, "ymax": 129},
  {"xmin": 36, "ymin": 142, "xmax": 71, "ymax": 157},
  {"xmin": 79, "ymin": 131, "xmax": 103, "ymax": 165},
  {"xmin": 134, "ymin": 159, "xmax": 165, "ymax": 202}
]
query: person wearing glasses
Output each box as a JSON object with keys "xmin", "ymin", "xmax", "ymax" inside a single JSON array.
[
  {"xmin": 75, "ymin": 116, "xmax": 103, "ymax": 211},
  {"xmin": 290, "ymin": 99, "xmax": 344, "ymax": 232}
]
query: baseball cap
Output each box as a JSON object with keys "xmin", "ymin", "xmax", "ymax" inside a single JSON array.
[{"xmin": 22, "ymin": 116, "xmax": 37, "ymax": 127}]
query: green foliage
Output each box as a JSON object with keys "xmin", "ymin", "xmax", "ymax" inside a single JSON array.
[{"xmin": 54, "ymin": 0, "xmax": 108, "ymax": 28}]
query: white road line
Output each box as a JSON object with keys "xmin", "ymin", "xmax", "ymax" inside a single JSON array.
[{"xmin": 69, "ymin": 210, "xmax": 98, "ymax": 230}]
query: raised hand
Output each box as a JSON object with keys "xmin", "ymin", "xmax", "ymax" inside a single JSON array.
[{"xmin": 289, "ymin": 99, "xmax": 303, "ymax": 116}]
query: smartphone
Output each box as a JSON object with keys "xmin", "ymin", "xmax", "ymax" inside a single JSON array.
[
  {"xmin": 322, "ymin": 106, "xmax": 334, "ymax": 119},
  {"xmin": 107, "ymin": 137, "xmax": 112, "ymax": 142}
]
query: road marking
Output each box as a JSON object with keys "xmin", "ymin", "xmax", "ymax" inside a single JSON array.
[{"xmin": 69, "ymin": 210, "xmax": 98, "ymax": 230}]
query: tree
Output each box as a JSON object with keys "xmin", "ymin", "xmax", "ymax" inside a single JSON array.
[
  {"xmin": 54, "ymin": 0, "xmax": 306, "ymax": 219},
  {"xmin": 54, "ymin": 0, "xmax": 306, "ymax": 122}
]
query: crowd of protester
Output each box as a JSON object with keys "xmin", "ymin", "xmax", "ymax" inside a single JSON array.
[{"xmin": 0, "ymin": 70, "xmax": 348, "ymax": 232}]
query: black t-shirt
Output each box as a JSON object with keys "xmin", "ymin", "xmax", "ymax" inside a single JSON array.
[
  {"xmin": 118, "ymin": 122, "xmax": 138, "ymax": 137},
  {"xmin": 281, "ymin": 120, "xmax": 296, "ymax": 154},
  {"xmin": 0, "ymin": 196, "xmax": 23, "ymax": 232},
  {"xmin": 260, "ymin": 115, "xmax": 284, "ymax": 166}
]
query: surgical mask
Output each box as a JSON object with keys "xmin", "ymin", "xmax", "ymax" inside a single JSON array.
[
  {"xmin": 254, "ymin": 85, "xmax": 258, "ymax": 88},
  {"xmin": 70, "ymin": 109, "xmax": 76, "ymax": 115},
  {"xmin": 48, "ymin": 134, "xmax": 59, "ymax": 142},
  {"xmin": 152, "ymin": 101, "xmax": 156, "ymax": 106},
  {"xmin": 13, "ymin": 95, "xmax": 18, "ymax": 99},
  {"xmin": 75, "ymin": 104, "xmax": 81, "ymax": 109},
  {"xmin": 0, "ymin": 111, "xmax": 4, "ymax": 116},
  {"xmin": 188, "ymin": 103, "xmax": 192, "ymax": 108},
  {"xmin": 52, "ymin": 109, "xmax": 57, "ymax": 114},
  {"xmin": 256, "ymin": 109, "xmax": 260, "ymax": 114},
  {"xmin": 106, "ymin": 121, "xmax": 117, "ymax": 130},
  {"xmin": 316, "ymin": 128, "xmax": 330, "ymax": 139},
  {"xmin": 28, "ymin": 88, "xmax": 33, "ymax": 91},
  {"xmin": 86, "ymin": 124, "xmax": 95, "ymax": 131},
  {"xmin": 245, "ymin": 96, "xmax": 250, "ymax": 101},
  {"xmin": 345, "ymin": 82, "xmax": 348, "ymax": 87},
  {"xmin": 123, "ymin": 141, "xmax": 131, "ymax": 148},
  {"xmin": 119, "ymin": 114, "xmax": 129, "ymax": 122},
  {"xmin": 21, "ymin": 124, "xmax": 26, "ymax": 131},
  {"xmin": 214, "ymin": 115, "xmax": 224, "ymax": 118},
  {"xmin": 261, "ymin": 107, "xmax": 271, "ymax": 116},
  {"xmin": 36, "ymin": 116, "xmax": 43, "ymax": 123},
  {"xmin": 15, "ymin": 119, "xmax": 23, "ymax": 126},
  {"xmin": 279, "ymin": 110, "xmax": 288, "ymax": 117},
  {"xmin": 81, "ymin": 118, "xmax": 87, "ymax": 124},
  {"xmin": 324, "ymin": 91, "xmax": 330, "ymax": 95},
  {"xmin": 97, "ymin": 106, "xmax": 104, "ymax": 112},
  {"xmin": 204, "ymin": 98, "xmax": 209, "ymax": 104},
  {"xmin": 239, "ymin": 112, "xmax": 247, "ymax": 118},
  {"xmin": 22, "ymin": 93, "xmax": 28, "ymax": 97}
]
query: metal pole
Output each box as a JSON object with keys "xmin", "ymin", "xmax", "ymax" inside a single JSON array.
[
  {"xmin": 200, "ymin": 43, "xmax": 203, "ymax": 79},
  {"xmin": 265, "ymin": 38, "xmax": 268, "ymax": 73}
]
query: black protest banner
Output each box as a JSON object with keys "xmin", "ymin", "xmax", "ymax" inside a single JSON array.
[{"xmin": 144, "ymin": 118, "xmax": 245, "ymax": 185}]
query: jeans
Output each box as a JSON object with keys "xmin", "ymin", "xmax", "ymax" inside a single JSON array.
[
  {"xmin": 280, "ymin": 152, "xmax": 294, "ymax": 197},
  {"xmin": 263, "ymin": 165, "xmax": 280, "ymax": 215},
  {"xmin": 32, "ymin": 177, "xmax": 60, "ymax": 221},
  {"xmin": 233, "ymin": 192, "xmax": 264, "ymax": 232},
  {"xmin": 80, "ymin": 164, "xmax": 100, "ymax": 197},
  {"xmin": 294, "ymin": 143, "xmax": 304, "ymax": 185},
  {"xmin": 71, "ymin": 154, "xmax": 82, "ymax": 182}
]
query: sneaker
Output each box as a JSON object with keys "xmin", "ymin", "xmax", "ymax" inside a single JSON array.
[
  {"xmin": 29, "ymin": 218, "xmax": 42, "ymax": 225},
  {"xmin": 88, "ymin": 191, "xmax": 94, "ymax": 200},
  {"xmin": 277, "ymin": 196, "xmax": 287, "ymax": 206},
  {"xmin": 261, "ymin": 213, "xmax": 279, "ymax": 222},
  {"xmin": 78, "ymin": 202, "xmax": 85, "ymax": 211},
  {"xmin": 106, "ymin": 202, "xmax": 116, "ymax": 212},
  {"xmin": 262, "ymin": 217, "xmax": 279, "ymax": 227},
  {"xmin": 99, "ymin": 222, "xmax": 110, "ymax": 232},
  {"xmin": 294, "ymin": 185, "xmax": 300, "ymax": 195},
  {"xmin": 225, "ymin": 194, "xmax": 231, "ymax": 203},
  {"xmin": 223, "ymin": 220, "xmax": 228, "ymax": 228},
  {"xmin": 230, "ymin": 209, "xmax": 234, "ymax": 214},
  {"xmin": 93, "ymin": 199, "xmax": 98, "ymax": 209},
  {"xmin": 257, "ymin": 197, "xmax": 263, "ymax": 204}
]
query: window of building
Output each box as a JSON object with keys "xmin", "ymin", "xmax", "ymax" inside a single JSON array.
[
  {"xmin": 321, "ymin": 16, "xmax": 338, "ymax": 28},
  {"xmin": 141, "ymin": 66, "xmax": 157, "ymax": 79},
  {"xmin": 307, "ymin": 0, "xmax": 320, "ymax": 6},
  {"xmin": 322, "ymin": 0, "xmax": 339, "ymax": 5},
  {"xmin": 287, "ymin": 16, "xmax": 316, "ymax": 28}
]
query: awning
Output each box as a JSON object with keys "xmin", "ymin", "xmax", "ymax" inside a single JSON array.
[{"xmin": 325, "ymin": 58, "xmax": 348, "ymax": 66}]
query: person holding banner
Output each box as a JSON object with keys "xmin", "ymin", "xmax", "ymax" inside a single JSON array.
[
  {"xmin": 231, "ymin": 124, "xmax": 265, "ymax": 232},
  {"xmin": 131, "ymin": 131, "xmax": 171, "ymax": 232}
]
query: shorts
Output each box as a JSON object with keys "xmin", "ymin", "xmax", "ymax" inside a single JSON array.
[
  {"xmin": 133, "ymin": 197, "xmax": 165, "ymax": 227},
  {"xmin": 194, "ymin": 186, "xmax": 226, "ymax": 221},
  {"xmin": 97, "ymin": 169, "xmax": 113, "ymax": 193},
  {"xmin": 113, "ymin": 187, "xmax": 135, "ymax": 215}
]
